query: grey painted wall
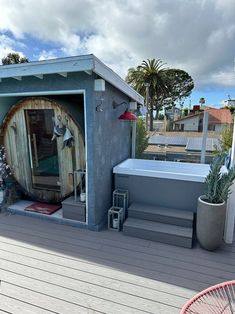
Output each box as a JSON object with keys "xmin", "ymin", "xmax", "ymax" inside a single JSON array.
[
  {"xmin": 115, "ymin": 174, "xmax": 205, "ymax": 212},
  {"xmin": 92, "ymin": 82, "xmax": 131, "ymax": 227}
]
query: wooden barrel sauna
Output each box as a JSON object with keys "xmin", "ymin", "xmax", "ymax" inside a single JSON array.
[{"xmin": 3, "ymin": 97, "xmax": 85, "ymax": 203}]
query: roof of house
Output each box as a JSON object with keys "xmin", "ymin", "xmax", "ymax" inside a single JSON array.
[
  {"xmin": 0, "ymin": 54, "xmax": 144, "ymax": 105},
  {"xmin": 173, "ymin": 112, "xmax": 202, "ymax": 122},
  {"xmin": 206, "ymin": 108, "xmax": 232, "ymax": 124},
  {"xmin": 174, "ymin": 108, "xmax": 232, "ymax": 124}
]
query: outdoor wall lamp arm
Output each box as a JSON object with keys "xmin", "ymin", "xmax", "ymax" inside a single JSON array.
[{"xmin": 112, "ymin": 101, "xmax": 127, "ymax": 109}]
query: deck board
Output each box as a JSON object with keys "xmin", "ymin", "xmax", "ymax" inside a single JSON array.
[{"xmin": 0, "ymin": 213, "xmax": 234, "ymax": 313}]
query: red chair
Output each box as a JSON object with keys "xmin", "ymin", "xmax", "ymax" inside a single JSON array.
[{"xmin": 181, "ymin": 280, "xmax": 235, "ymax": 313}]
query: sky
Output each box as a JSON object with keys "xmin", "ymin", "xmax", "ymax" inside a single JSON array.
[{"xmin": 0, "ymin": 0, "xmax": 235, "ymax": 108}]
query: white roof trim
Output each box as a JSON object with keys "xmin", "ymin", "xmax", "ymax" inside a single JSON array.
[
  {"xmin": 58, "ymin": 72, "xmax": 68, "ymax": 77},
  {"xmin": 0, "ymin": 54, "xmax": 144, "ymax": 105},
  {"xmin": 34, "ymin": 74, "xmax": 43, "ymax": 79},
  {"xmin": 13, "ymin": 76, "xmax": 22, "ymax": 81}
]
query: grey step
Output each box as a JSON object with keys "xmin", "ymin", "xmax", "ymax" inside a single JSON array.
[
  {"xmin": 128, "ymin": 203, "xmax": 194, "ymax": 227},
  {"xmin": 62, "ymin": 196, "xmax": 86, "ymax": 222},
  {"xmin": 123, "ymin": 217, "xmax": 193, "ymax": 248}
]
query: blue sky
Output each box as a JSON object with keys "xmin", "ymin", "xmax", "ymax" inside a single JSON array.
[{"xmin": 0, "ymin": 0, "xmax": 234, "ymax": 108}]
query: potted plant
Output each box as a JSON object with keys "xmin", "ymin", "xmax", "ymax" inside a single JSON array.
[
  {"xmin": 0, "ymin": 146, "xmax": 14, "ymax": 210},
  {"xmin": 196, "ymin": 154, "xmax": 235, "ymax": 250}
]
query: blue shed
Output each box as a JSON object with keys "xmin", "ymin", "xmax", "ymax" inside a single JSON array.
[{"xmin": 0, "ymin": 54, "xmax": 144, "ymax": 230}]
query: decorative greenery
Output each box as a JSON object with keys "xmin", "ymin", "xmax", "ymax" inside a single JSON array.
[
  {"xmin": 224, "ymin": 105, "xmax": 235, "ymax": 114},
  {"xmin": 135, "ymin": 118, "xmax": 149, "ymax": 158},
  {"xmin": 205, "ymin": 154, "xmax": 235, "ymax": 204},
  {"xmin": 183, "ymin": 108, "xmax": 189, "ymax": 116},
  {"xmin": 0, "ymin": 146, "xmax": 12, "ymax": 190},
  {"xmin": 214, "ymin": 124, "xmax": 233, "ymax": 155},
  {"xmin": 1, "ymin": 52, "xmax": 29, "ymax": 65}
]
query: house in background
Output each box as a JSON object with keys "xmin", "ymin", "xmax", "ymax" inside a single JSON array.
[
  {"xmin": 224, "ymin": 98, "xmax": 235, "ymax": 107},
  {"xmin": 0, "ymin": 54, "xmax": 144, "ymax": 230},
  {"xmin": 165, "ymin": 106, "xmax": 182, "ymax": 121},
  {"xmin": 173, "ymin": 108, "xmax": 232, "ymax": 132}
]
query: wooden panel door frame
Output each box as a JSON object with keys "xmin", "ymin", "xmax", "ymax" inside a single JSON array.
[{"xmin": 24, "ymin": 108, "xmax": 60, "ymax": 192}]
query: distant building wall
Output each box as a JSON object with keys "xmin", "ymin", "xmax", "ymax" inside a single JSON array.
[{"xmin": 174, "ymin": 115, "xmax": 199, "ymax": 131}]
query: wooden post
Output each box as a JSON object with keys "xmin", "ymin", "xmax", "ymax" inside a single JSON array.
[
  {"xmin": 200, "ymin": 111, "xmax": 208, "ymax": 164},
  {"xmin": 224, "ymin": 118, "xmax": 235, "ymax": 243},
  {"xmin": 145, "ymin": 83, "xmax": 150, "ymax": 131}
]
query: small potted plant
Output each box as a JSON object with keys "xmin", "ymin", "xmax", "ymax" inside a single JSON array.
[
  {"xmin": 0, "ymin": 146, "xmax": 13, "ymax": 209},
  {"xmin": 196, "ymin": 154, "xmax": 235, "ymax": 250}
]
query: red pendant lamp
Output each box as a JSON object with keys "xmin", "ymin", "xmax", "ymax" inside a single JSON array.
[{"xmin": 118, "ymin": 109, "xmax": 137, "ymax": 121}]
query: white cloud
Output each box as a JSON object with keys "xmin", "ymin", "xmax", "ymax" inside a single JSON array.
[
  {"xmin": 0, "ymin": 0, "xmax": 234, "ymax": 89},
  {"xmin": 0, "ymin": 33, "xmax": 26, "ymax": 63},
  {"xmin": 38, "ymin": 50, "xmax": 58, "ymax": 61}
]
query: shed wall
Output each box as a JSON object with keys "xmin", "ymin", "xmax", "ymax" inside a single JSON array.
[{"xmin": 92, "ymin": 82, "xmax": 131, "ymax": 227}]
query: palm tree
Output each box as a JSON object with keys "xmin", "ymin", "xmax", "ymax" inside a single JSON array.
[
  {"xmin": 2, "ymin": 52, "xmax": 29, "ymax": 65},
  {"xmin": 126, "ymin": 59, "xmax": 169, "ymax": 131}
]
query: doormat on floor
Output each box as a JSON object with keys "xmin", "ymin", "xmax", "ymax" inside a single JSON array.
[{"xmin": 25, "ymin": 202, "xmax": 61, "ymax": 215}]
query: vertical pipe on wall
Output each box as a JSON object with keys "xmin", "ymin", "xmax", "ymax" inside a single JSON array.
[
  {"xmin": 131, "ymin": 120, "xmax": 136, "ymax": 159},
  {"xmin": 200, "ymin": 111, "xmax": 208, "ymax": 164}
]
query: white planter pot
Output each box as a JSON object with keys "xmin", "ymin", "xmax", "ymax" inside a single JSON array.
[{"xmin": 196, "ymin": 195, "xmax": 226, "ymax": 251}]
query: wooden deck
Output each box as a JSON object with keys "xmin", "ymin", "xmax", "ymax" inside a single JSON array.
[{"xmin": 0, "ymin": 213, "xmax": 234, "ymax": 314}]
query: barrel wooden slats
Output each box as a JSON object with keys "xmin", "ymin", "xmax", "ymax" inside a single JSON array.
[{"xmin": 3, "ymin": 97, "xmax": 85, "ymax": 203}]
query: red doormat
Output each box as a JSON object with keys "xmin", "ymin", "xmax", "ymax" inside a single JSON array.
[{"xmin": 25, "ymin": 202, "xmax": 61, "ymax": 215}]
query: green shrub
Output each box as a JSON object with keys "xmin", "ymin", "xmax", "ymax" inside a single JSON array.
[{"xmin": 135, "ymin": 118, "xmax": 149, "ymax": 158}]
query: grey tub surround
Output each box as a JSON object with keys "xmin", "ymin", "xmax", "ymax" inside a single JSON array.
[
  {"xmin": 115, "ymin": 173, "xmax": 205, "ymax": 212},
  {"xmin": 114, "ymin": 159, "xmax": 209, "ymax": 247}
]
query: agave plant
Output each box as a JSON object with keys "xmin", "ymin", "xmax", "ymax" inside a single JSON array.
[{"xmin": 205, "ymin": 153, "xmax": 235, "ymax": 204}]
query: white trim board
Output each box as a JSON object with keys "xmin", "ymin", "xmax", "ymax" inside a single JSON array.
[{"xmin": 0, "ymin": 54, "xmax": 144, "ymax": 105}]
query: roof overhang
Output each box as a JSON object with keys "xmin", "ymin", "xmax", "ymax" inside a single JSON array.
[{"xmin": 0, "ymin": 54, "xmax": 144, "ymax": 105}]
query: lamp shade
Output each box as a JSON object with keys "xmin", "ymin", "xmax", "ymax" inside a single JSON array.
[{"xmin": 118, "ymin": 110, "xmax": 137, "ymax": 121}]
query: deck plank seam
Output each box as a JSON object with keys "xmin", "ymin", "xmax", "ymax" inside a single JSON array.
[
  {"xmin": 0, "ymin": 252, "xmax": 187, "ymax": 306},
  {"xmin": 1, "ymin": 218, "xmax": 235, "ymax": 262},
  {"xmin": 0, "ymin": 269, "xmax": 164, "ymax": 313},
  {"xmin": 0, "ymin": 291, "xmax": 58, "ymax": 314},
  {"xmin": 1, "ymin": 281, "xmax": 106, "ymax": 314},
  {"xmin": 0, "ymin": 246, "xmax": 227, "ymax": 294},
  {"xmin": 1, "ymin": 223, "xmax": 235, "ymax": 272},
  {"xmin": 0, "ymin": 231, "xmax": 232, "ymax": 285}
]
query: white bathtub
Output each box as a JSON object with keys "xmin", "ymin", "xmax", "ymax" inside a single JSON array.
[{"xmin": 113, "ymin": 158, "xmax": 211, "ymax": 183}]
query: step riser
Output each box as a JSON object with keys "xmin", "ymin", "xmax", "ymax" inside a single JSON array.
[
  {"xmin": 123, "ymin": 225, "xmax": 193, "ymax": 248},
  {"xmin": 128, "ymin": 210, "xmax": 193, "ymax": 227}
]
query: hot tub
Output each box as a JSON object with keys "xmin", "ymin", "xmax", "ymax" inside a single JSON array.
[
  {"xmin": 113, "ymin": 159, "xmax": 210, "ymax": 183},
  {"xmin": 113, "ymin": 159, "xmax": 211, "ymax": 212}
]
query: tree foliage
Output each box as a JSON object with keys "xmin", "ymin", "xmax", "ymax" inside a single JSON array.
[
  {"xmin": 135, "ymin": 118, "xmax": 149, "ymax": 158},
  {"xmin": 126, "ymin": 59, "xmax": 194, "ymax": 131},
  {"xmin": 2, "ymin": 52, "xmax": 29, "ymax": 65},
  {"xmin": 162, "ymin": 69, "xmax": 194, "ymax": 107},
  {"xmin": 126, "ymin": 59, "xmax": 169, "ymax": 130}
]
